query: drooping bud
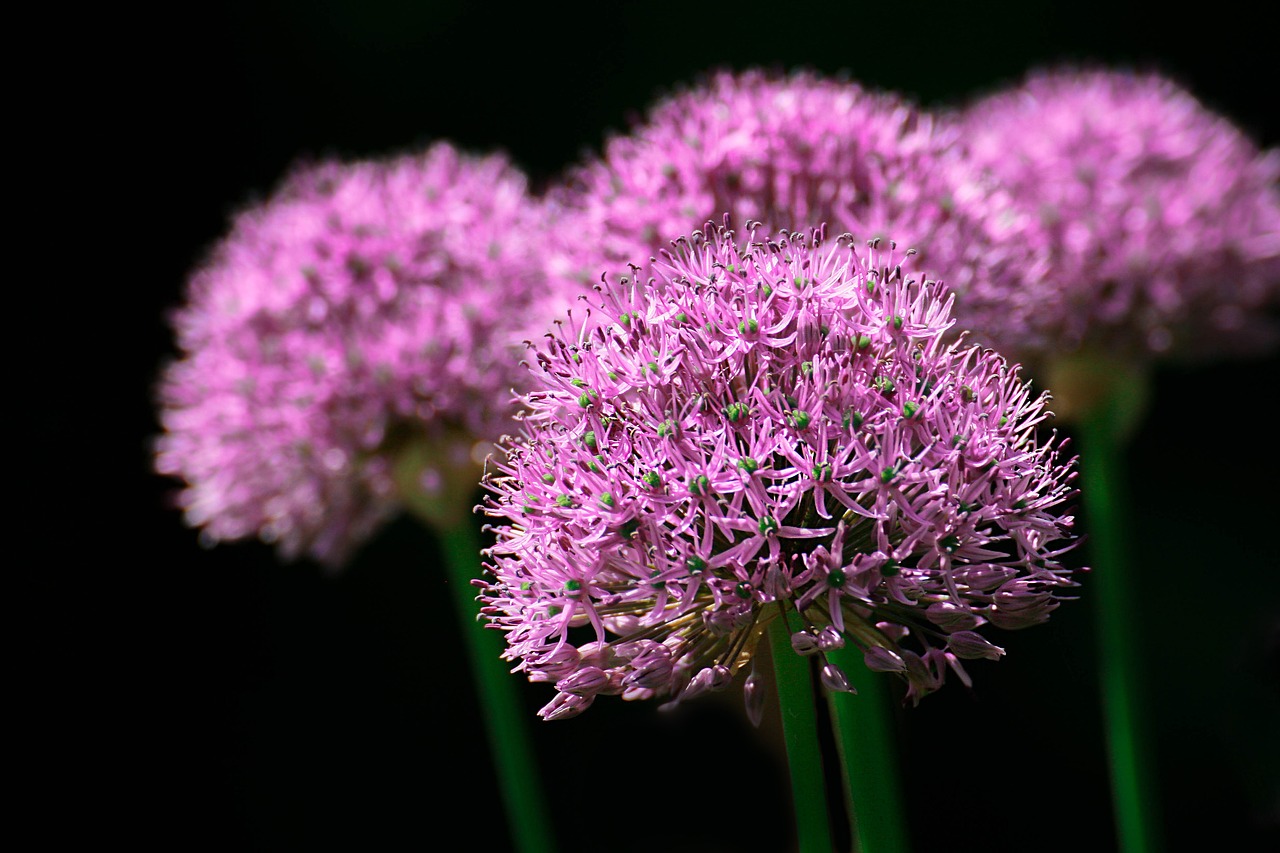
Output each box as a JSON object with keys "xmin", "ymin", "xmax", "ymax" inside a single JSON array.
[
  {"xmin": 947, "ymin": 630, "xmax": 1006, "ymax": 661},
  {"xmin": 556, "ymin": 666, "xmax": 610, "ymax": 696},
  {"xmin": 925, "ymin": 600, "xmax": 981, "ymax": 632},
  {"xmin": 791, "ymin": 630, "xmax": 821, "ymax": 656},
  {"xmin": 863, "ymin": 645, "xmax": 908, "ymax": 673},
  {"xmin": 539, "ymin": 691, "xmax": 594, "ymax": 721},
  {"xmin": 820, "ymin": 662, "xmax": 855, "ymax": 693},
  {"xmin": 817, "ymin": 625, "xmax": 845, "ymax": 651}
]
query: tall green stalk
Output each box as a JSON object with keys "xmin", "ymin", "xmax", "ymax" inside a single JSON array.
[
  {"xmin": 438, "ymin": 519, "xmax": 557, "ymax": 853},
  {"xmin": 1059, "ymin": 350, "xmax": 1162, "ymax": 850},
  {"xmin": 1075, "ymin": 366, "xmax": 1162, "ymax": 853},
  {"xmin": 767, "ymin": 616, "xmax": 834, "ymax": 853},
  {"xmin": 393, "ymin": 438, "xmax": 557, "ymax": 852},
  {"xmin": 826, "ymin": 647, "xmax": 909, "ymax": 853}
]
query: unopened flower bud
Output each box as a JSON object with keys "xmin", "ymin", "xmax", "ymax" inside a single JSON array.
[
  {"xmin": 539, "ymin": 691, "xmax": 594, "ymax": 721},
  {"xmin": 820, "ymin": 662, "xmax": 855, "ymax": 694},
  {"xmin": 556, "ymin": 666, "xmax": 610, "ymax": 696},
  {"xmin": 817, "ymin": 625, "xmax": 845, "ymax": 651},
  {"xmin": 947, "ymin": 630, "xmax": 1006, "ymax": 661},
  {"xmin": 863, "ymin": 646, "xmax": 907, "ymax": 673},
  {"xmin": 925, "ymin": 600, "xmax": 981, "ymax": 632},
  {"xmin": 791, "ymin": 630, "xmax": 821, "ymax": 656}
]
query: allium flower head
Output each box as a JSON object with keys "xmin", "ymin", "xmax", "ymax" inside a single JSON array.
[
  {"xmin": 156, "ymin": 142, "xmax": 559, "ymax": 565},
  {"xmin": 950, "ymin": 66, "xmax": 1280, "ymax": 363},
  {"xmin": 480, "ymin": 221, "xmax": 1082, "ymax": 721},
  {"xmin": 546, "ymin": 68, "xmax": 981, "ymax": 295}
]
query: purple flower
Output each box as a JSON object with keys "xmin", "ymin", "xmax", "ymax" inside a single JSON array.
[
  {"xmin": 947, "ymin": 66, "xmax": 1280, "ymax": 366},
  {"xmin": 544, "ymin": 68, "xmax": 980, "ymax": 298},
  {"xmin": 155, "ymin": 142, "xmax": 565, "ymax": 566},
  {"xmin": 479, "ymin": 221, "xmax": 1083, "ymax": 720}
]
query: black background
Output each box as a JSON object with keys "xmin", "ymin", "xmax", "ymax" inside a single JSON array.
[{"xmin": 50, "ymin": 1, "xmax": 1280, "ymax": 850}]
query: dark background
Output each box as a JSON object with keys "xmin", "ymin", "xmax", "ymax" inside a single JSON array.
[{"xmin": 52, "ymin": 1, "xmax": 1280, "ymax": 850}]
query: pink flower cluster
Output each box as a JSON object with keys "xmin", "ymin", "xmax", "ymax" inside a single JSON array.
[
  {"xmin": 948, "ymin": 67, "xmax": 1280, "ymax": 363},
  {"xmin": 545, "ymin": 68, "xmax": 988, "ymax": 299},
  {"xmin": 156, "ymin": 142, "xmax": 561, "ymax": 565},
  {"xmin": 479, "ymin": 222, "xmax": 1082, "ymax": 720}
]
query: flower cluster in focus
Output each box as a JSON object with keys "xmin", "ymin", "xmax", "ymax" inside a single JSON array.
[
  {"xmin": 948, "ymin": 67, "xmax": 1280, "ymax": 365},
  {"xmin": 156, "ymin": 142, "xmax": 561, "ymax": 565},
  {"xmin": 480, "ymin": 221, "xmax": 1082, "ymax": 721}
]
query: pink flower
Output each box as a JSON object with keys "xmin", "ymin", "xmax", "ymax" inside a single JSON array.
[
  {"xmin": 544, "ymin": 68, "xmax": 980, "ymax": 300},
  {"xmin": 479, "ymin": 221, "xmax": 1082, "ymax": 720},
  {"xmin": 948, "ymin": 66, "xmax": 1280, "ymax": 364},
  {"xmin": 156, "ymin": 142, "xmax": 565, "ymax": 565}
]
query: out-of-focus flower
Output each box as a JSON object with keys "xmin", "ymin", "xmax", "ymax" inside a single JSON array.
[
  {"xmin": 948, "ymin": 66, "xmax": 1280, "ymax": 369},
  {"xmin": 544, "ymin": 68, "xmax": 988, "ymax": 300},
  {"xmin": 156, "ymin": 142, "xmax": 561, "ymax": 566},
  {"xmin": 479, "ymin": 221, "xmax": 1082, "ymax": 721}
]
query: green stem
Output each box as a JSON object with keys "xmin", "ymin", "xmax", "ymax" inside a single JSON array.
[
  {"xmin": 1079, "ymin": 403, "xmax": 1163, "ymax": 853},
  {"xmin": 826, "ymin": 647, "xmax": 910, "ymax": 853},
  {"xmin": 768, "ymin": 617, "xmax": 834, "ymax": 853},
  {"xmin": 439, "ymin": 519, "xmax": 557, "ymax": 853}
]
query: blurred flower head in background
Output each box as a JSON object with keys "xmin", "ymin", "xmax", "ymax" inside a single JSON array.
[
  {"xmin": 480, "ymin": 221, "xmax": 1082, "ymax": 721},
  {"xmin": 946, "ymin": 66, "xmax": 1280, "ymax": 369},
  {"xmin": 155, "ymin": 142, "xmax": 567, "ymax": 566},
  {"xmin": 544, "ymin": 68, "xmax": 1000, "ymax": 302}
]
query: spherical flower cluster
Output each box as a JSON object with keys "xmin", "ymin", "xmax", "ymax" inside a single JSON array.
[
  {"xmin": 479, "ymin": 222, "xmax": 1082, "ymax": 721},
  {"xmin": 949, "ymin": 66, "xmax": 1280, "ymax": 364},
  {"xmin": 156, "ymin": 142, "xmax": 561, "ymax": 566},
  {"xmin": 545, "ymin": 68, "xmax": 992, "ymax": 299}
]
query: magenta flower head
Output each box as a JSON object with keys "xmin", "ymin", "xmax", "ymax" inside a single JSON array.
[
  {"xmin": 479, "ymin": 221, "xmax": 1083, "ymax": 721},
  {"xmin": 156, "ymin": 142, "xmax": 558, "ymax": 566},
  {"xmin": 950, "ymin": 66, "xmax": 1280, "ymax": 368},
  {"xmin": 545, "ymin": 68, "xmax": 978, "ymax": 296}
]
